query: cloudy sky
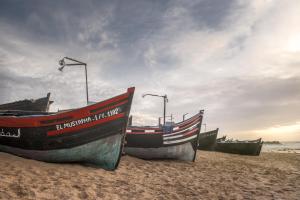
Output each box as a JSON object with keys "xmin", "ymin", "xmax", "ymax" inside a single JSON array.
[{"xmin": 0, "ymin": 0, "xmax": 300, "ymax": 141}]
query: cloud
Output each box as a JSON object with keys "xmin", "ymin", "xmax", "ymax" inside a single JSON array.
[
  {"xmin": 252, "ymin": 122, "xmax": 300, "ymax": 141},
  {"xmin": 0, "ymin": 0, "xmax": 300, "ymax": 141}
]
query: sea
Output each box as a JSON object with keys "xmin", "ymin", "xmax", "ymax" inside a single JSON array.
[{"xmin": 262, "ymin": 141, "xmax": 300, "ymax": 153}]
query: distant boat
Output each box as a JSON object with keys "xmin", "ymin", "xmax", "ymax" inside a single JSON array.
[
  {"xmin": 0, "ymin": 88, "xmax": 135, "ymax": 170},
  {"xmin": 125, "ymin": 110, "xmax": 204, "ymax": 161},
  {"xmin": 197, "ymin": 128, "xmax": 219, "ymax": 150},
  {"xmin": 216, "ymin": 136, "xmax": 226, "ymax": 142},
  {"xmin": 264, "ymin": 141, "xmax": 282, "ymax": 145},
  {"xmin": 215, "ymin": 137, "xmax": 263, "ymax": 156},
  {"xmin": 0, "ymin": 93, "xmax": 53, "ymax": 112}
]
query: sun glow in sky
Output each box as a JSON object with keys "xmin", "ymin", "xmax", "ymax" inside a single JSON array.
[
  {"xmin": 251, "ymin": 122, "xmax": 300, "ymax": 141},
  {"xmin": 287, "ymin": 37, "xmax": 300, "ymax": 53},
  {"xmin": 0, "ymin": 0, "xmax": 300, "ymax": 141}
]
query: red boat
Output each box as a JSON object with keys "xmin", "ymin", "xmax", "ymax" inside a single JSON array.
[
  {"xmin": 0, "ymin": 88, "xmax": 135, "ymax": 170},
  {"xmin": 125, "ymin": 110, "xmax": 204, "ymax": 161}
]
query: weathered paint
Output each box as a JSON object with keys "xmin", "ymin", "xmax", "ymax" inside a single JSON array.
[
  {"xmin": 0, "ymin": 134, "xmax": 123, "ymax": 170},
  {"xmin": 125, "ymin": 142, "xmax": 195, "ymax": 161},
  {"xmin": 0, "ymin": 87, "xmax": 135, "ymax": 170},
  {"xmin": 125, "ymin": 110, "xmax": 203, "ymax": 161},
  {"xmin": 197, "ymin": 128, "xmax": 219, "ymax": 150},
  {"xmin": 215, "ymin": 138, "xmax": 263, "ymax": 156},
  {"xmin": 0, "ymin": 93, "xmax": 52, "ymax": 112}
]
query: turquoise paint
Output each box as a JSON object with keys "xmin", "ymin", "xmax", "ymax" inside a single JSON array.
[{"xmin": 0, "ymin": 134, "xmax": 123, "ymax": 170}]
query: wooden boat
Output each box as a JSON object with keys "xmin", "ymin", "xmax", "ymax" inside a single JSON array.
[
  {"xmin": 215, "ymin": 138, "xmax": 263, "ymax": 156},
  {"xmin": 0, "ymin": 93, "xmax": 53, "ymax": 112},
  {"xmin": 256, "ymin": 140, "xmax": 263, "ymax": 155},
  {"xmin": 216, "ymin": 136, "xmax": 226, "ymax": 142},
  {"xmin": 125, "ymin": 110, "xmax": 204, "ymax": 161},
  {"xmin": 0, "ymin": 88, "xmax": 135, "ymax": 170},
  {"xmin": 197, "ymin": 128, "xmax": 219, "ymax": 150}
]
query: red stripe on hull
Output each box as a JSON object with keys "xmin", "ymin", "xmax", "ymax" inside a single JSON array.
[
  {"xmin": 0, "ymin": 92, "xmax": 131, "ymax": 128},
  {"xmin": 182, "ymin": 128, "xmax": 199, "ymax": 137},
  {"xmin": 86, "ymin": 94, "xmax": 129, "ymax": 113},
  {"xmin": 176, "ymin": 118, "xmax": 200, "ymax": 131},
  {"xmin": 163, "ymin": 127, "xmax": 198, "ymax": 137},
  {"xmin": 47, "ymin": 113, "xmax": 125, "ymax": 136},
  {"xmin": 92, "ymin": 100, "xmax": 128, "ymax": 115},
  {"xmin": 41, "ymin": 100, "xmax": 129, "ymax": 127},
  {"xmin": 174, "ymin": 113, "xmax": 201, "ymax": 127}
]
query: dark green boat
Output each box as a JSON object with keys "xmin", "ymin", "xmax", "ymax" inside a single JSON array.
[
  {"xmin": 215, "ymin": 138, "xmax": 263, "ymax": 156},
  {"xmin": 197, "ymin": 128, "xmax": 219, "ymax": 150},
  {"xmin": 0, "ymin": 93, "xmax": 53, "ymax": 112}
]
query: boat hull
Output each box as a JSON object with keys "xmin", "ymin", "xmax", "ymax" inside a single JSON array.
[
  {"xmin": 197, "ymin": 128, "xmax": 218, "ymax": 150},
  {"xmin": 125, "ymin": 142, "xmax": 196, "ymax": 161},
  {"xmin": 0, "ymin": 93, "xmax": 52, "ymax": 112},
  {"xmin": 215, "ymin": 140, "xmax": 263, "ymax": 156},
  {"xmin": 0, "ymin": 134, "xmax": 122, "ymax": 170},
  {"xmin": 255, "ymin": 142, "xmax": 263, "ymax": 155},
  {"xmin": 125, "ymin": 110, "xmax": 203, "ymax": 161},
  {"xmin": 0, "ymin": 88, "xmax": 134, "ymax": 170}
]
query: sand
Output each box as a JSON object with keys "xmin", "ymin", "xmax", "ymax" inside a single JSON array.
[{"xmin": 0, "ymin": 151, "xmax": 299, "ymax": 200}]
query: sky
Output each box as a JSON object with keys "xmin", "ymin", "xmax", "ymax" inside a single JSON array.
[{"xmin": 0, "ymin": 0, "xmax": 300, "ymax": 141}]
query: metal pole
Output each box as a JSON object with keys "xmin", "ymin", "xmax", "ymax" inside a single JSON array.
[
  {"xmin": 58, "ymin": 57, "xmax": 89, "ymax": 105},
  {"xmin": 142, "ymin": 93, "xmax": 168, "ymax": 126},
  {"xmin": 84, "ymin": 64, "xmax": 89, "ymax": 105},
  {"xmin": 203, "ymin": 123, "xmax": 206, "ymax": 132},
  {"xmin": 183, "ymin": 113, "xmax": 188, "ymax": 121},
  {"xmin": 163, "ymin": 95, "xmax": 166, "ymax": 125}
]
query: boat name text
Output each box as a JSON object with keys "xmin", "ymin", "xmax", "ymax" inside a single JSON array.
[{"xmin": 56, "ymin": 107, "xmax": 121, "ymax": 131}]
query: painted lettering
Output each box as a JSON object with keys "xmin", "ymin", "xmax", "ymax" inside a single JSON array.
[
  {"xmin": 55, "ymin": 107, "xmax": 122, "ymax": 131},
  {"xmin": 0, "ymin": 128, "xmax": 21, "ymax": 138}
]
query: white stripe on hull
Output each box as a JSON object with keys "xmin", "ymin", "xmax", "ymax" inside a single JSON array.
[
  {"xmin": 163, "ymin": 135, "xmax": 197, "ymax": 144},
  {"xmin": 145, "ymin": 130, "xmax": 155, "ymax": 133},
  {"xmin": 165, "ymin": 122, "xmax": 200, "ymax": 136},
  {"xmin": 163, "ymin": 129, "xmax": 197, "ymax": 140},
  {"xmin": 163, "ymin": 133, "xmax": 185, "ymax": 140}
]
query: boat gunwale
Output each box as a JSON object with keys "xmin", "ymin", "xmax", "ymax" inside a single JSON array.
[{"xmin": 0, "ymin": 88, "xmax": 135, "ymax": 128}]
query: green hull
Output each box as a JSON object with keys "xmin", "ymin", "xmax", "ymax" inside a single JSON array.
[
  {"xmin": 0, "ymin": 134, "xmax": 123, "ymax": 170},
  {"xmin": 215, "ymin": 140, "xmax": 263, "ymax": 156}
]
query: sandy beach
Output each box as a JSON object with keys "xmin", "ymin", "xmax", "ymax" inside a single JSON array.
[{"xmin": 0, "ymin": 151, "xmax": 299, "ymax": 200}]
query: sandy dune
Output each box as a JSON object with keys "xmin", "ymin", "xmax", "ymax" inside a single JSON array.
[{"xmin": 0, "ymin": 151, "xmax": 299, "ymax": 200}]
